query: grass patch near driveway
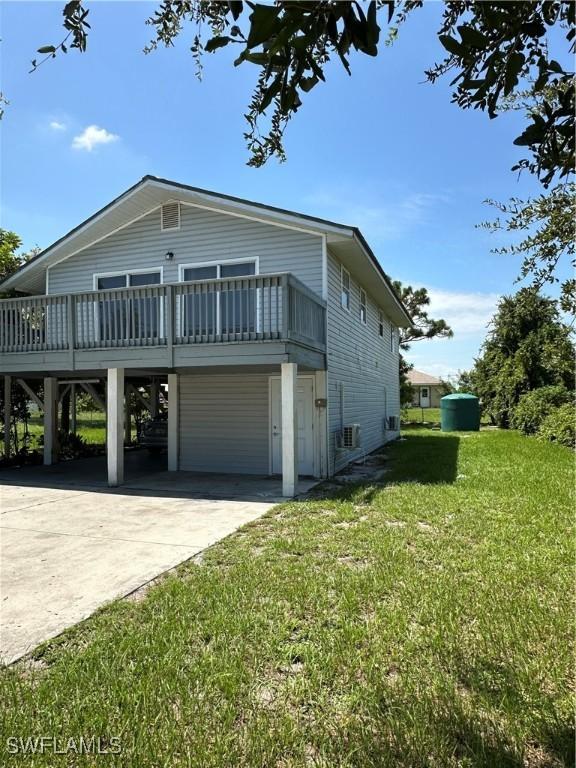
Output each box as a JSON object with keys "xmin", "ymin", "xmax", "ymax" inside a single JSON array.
[{"xmin": 1, "ymin": 430, "xmax": 573, "ymax": 767}]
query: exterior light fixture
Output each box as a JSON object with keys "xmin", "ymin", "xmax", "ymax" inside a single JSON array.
[{"xmin": 165, "ymin": 251, "xmax": 174, "ymax": 261}]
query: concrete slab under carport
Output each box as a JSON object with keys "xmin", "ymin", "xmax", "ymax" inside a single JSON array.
[
  {"xmin": 0, "ymin": 460, "xmax": 319, "ymax": 664},
  {"xmin": 0, "ymin": 449, "xmax": 318, "ymax": 502}
]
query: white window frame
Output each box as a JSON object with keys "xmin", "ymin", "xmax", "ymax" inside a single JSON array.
[
  {"xmin": 177, "ymin": 257, "xmax": 259, "ymax": 281},
  {"xmin": 178, "ymin": 257, "xmax": 260, "ymax": 335},
  {"xmin": 390, "ymin": 324, "xmax": 396, "ymax": 353},
  {"xmin": 341, "ymin": 266, "xmax": 351, "ymax": 311},
  {"xmin": 92, "ymin": 267, "xmax": 165, "ymax": 290},
  {"xmin": 378, "ymin": 309, "xmax": 384, "ymax": 337},
  {"xmin": 92, "ymin": 267, "xmax": 165, "ymax": 342},
  {"xmin": 359, "ymin": 288, "xmax": 367, "ymax": 325}
]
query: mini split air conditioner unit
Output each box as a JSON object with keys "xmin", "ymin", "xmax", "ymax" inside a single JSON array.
[
  {"xmin": 339, "ymin": 424, "xmax": 361, "ymax": 450},
  {"xmin": 387, "ymin": 415, "xmax": 400, "ymax": 431}
]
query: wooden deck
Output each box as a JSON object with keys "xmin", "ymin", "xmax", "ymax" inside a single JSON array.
[{"xmin": 0, "ymin": 273, "xmax": 326, "ymax": 374}]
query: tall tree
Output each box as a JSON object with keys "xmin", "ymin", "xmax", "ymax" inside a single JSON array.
[
  {"xmin": 0, "ymin": 230, "xmax": 42, "ymax": 458},
  {"xmin": 480, "ymin": 81, "xmax": 576, "ymax": 315},
  {"xmin": 469, "ymin": 288, "xmax": 574, "ymax": 427},
  {"xmin": 0, "ymin": 229, "xmax": 23, "ymax": 288},
  {"xmin": 27, "ymin": 1, "xmax": 575, "ymax": 179},
  {"xmin": 392, "ymin": 281, "xmax": 453, "ymax": 405},
  {"xmin": 482, "ymin": 182, "xmax": 575, "ymax": 316},
  {"xmin": 17, "ymin": 2, "xmax": 574, "ymax": 303},
  {"xmin": 393, "ymin": 282, "xmax": 453, "ymax": 347}
]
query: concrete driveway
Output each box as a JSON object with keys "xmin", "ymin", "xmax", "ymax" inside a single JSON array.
[{"xmin": 0, "ymin": 460, "xmax": 317, "ymax": 664}]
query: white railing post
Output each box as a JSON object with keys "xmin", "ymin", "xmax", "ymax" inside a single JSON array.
[
  {"xmin": 67, "ymin": 294, "xmax": 75, "ymax": 368},
  {"xmin": 0, "ymin": 273, "xmax": 326, "ymax": 355},
  {"xmin": 281, "ymin": 275, "xmax": 290, "ymax": 340},
  {"xmin": 165, "ymin": 285, "xmax": 174, "ymax": 365}
]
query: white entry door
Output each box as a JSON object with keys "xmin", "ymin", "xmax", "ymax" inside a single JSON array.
[
  {"xmin": 270, "ymin": 377, "xmax": 315, "ymax": 476},
  {"xmin": 420, "ymin": 387, "xmax": 430, "ymax": 408}
]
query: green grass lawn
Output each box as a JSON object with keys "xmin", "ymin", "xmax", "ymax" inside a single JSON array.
[
  {"xmin": 1, "ymin": 430, "xmax": 573, "ymax": 767},
  {"xmin": 24, "ymin": 415, "xmax": 108, "ymax": 445},
  {"xmin": 402, "ymin": 406, "xmax": 442, "ymax": 423},
  {"xmin": 402, "ymin": 408, "xmax": 491, "ymax": 427},
  {"xmin": 6, "ymin": 415, "xmax": 137, "ymax": 457}
]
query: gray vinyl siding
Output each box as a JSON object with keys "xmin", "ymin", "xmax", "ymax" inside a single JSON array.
[
  {"xmin": 326, "ymin": 250, "xmax": 400, "ymax": 474},
  {"xmin": 178, "ymin": 373, "xmax": 269, "ymax": 474},
  {"xmin": 48, "ymin": 204, "xmax": 323, "ymax": 295}
]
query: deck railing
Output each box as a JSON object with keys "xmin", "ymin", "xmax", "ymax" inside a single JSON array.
[{"xmin": 0, "ymin": 273, "xmax": 326, "ymax": 354}]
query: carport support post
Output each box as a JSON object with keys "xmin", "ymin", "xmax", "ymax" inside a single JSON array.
[
  {"xmin": 3, "ymin": 375, "xmax": 11, "ymax": 459},
  {"xmin": 43, "ymin": 377, "xmax": 58, "ymax": 465},
  {"xmin": 124, "ymin": 386, "xmax": 131, "ymax": 446},
  {"xmin": 168, "ymin": 373, "xmax": 179, "ymax": 471},
  {"xmin": 70, "ymin": 383, "xmax": 77, "ymax": 434},
  {"xmin": 281, "ymin": 362, "xmax": 298, "ymax": 497},
  {"xmin": 107, "ymin": 368, "xmax": 125, "ymax": 487},
  {"xmin": 150, "ymin": 379, "xmax": 159, "ymax": 419}
]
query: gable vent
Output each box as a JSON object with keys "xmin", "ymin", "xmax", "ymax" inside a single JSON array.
[{"xmin": 161, "ymin": 202, "xmax": 180, "ymax": 231}]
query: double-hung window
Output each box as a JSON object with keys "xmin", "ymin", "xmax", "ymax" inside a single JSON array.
[
  {"xmin": 180, "ymin": 260, "xmax": 257, "ymax": 338},
  {"xmin": 359, "ymin": 289, "xmax": 367, "ymax": 325},
  {"xmin": 378, "ymin": 309, "xmax": 384, "ymax": 337},
  {"xmin": 341, "ymin": 267, "xmax": 351, "ymax": 310},
  {"xmin": 95, "ymin": 271, "xmax": 162, "ymax": 343}
]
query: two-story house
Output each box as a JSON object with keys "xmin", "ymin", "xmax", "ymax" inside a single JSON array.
[{"xmin": 0, "ymin": 176, "xmax": 411, "ymax": 495}]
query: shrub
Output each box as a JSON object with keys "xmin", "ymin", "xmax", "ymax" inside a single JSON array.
[
  {"xmin": 537, "ymin": 404, "xmax": 576, "ymax": 448},
  {"xmin": 57, "ymin": 430, "xmax": 98, "ymax": 460},
  {"xmin": 511, "ymin": 385, "xmax": 572, "ymax": 435}
]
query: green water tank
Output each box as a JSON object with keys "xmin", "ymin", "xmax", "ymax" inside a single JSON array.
[{"xmin": 441, "ymin": 393, "xmax": 480, "ymax": 432}]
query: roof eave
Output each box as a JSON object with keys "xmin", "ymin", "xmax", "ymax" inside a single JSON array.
[
  {"xmin": 0, "ymin": 177, "xmax": 414, "ymax": 325},
  {"xmin": 351, "ymin": 230, "xmax": 412, "ymax": 327}
]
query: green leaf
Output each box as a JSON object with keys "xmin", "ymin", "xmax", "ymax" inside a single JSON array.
[
  {"xmin": 227, "ymin": 1, "xmax": 243, "ymax": 21},
  {"xmin": 548, "ymin": 59, "xmax": 564, "ymax": 74},
  {"xmin": 504, "ymin": 51, "xmax": 525, "ymax": 96},
  {"xmin": 234, "ymin": 50, "xmax": 269, "ymax": 66},
  {"xmin": 205, "ymin": 36, "xmax": 231, "ymax": 53},
  {"xmin": 366, "ymin": 1, "xmax": 380, "ymax": 47},
  {"xmin": 259, "ymin": 76, "xmax": 282, "ymax": 111},
  {"xmin": 299, "ymin": 75, "xmax": 318, "ymax": 93},
  {"xmin": 247, "ymin": 4, "xmax": 281, "ymax": 48},
  {"xmin": 513, "ymin": 119, "xmax": 547, "ymax": 147},
  {"xmin": 439, "ymin": 35, "xmax": 466, "ymax": 58},
  {"xmin": 37, "ymin": 45, "xmax": 56, "ymax": 54},
  {"xmin": 457, "ymin": 25, "xmax": 488, "ymax": 49}
]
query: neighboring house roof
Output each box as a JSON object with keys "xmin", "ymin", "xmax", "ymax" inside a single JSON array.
[
  {"xmin": 1, "ymin": 175, "xmax": 412, "ymax": 327},
  {"xmin": 407, "ymin": 369, "xmax": 443, "ymax": 386}
]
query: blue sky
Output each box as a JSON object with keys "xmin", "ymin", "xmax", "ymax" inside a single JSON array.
[{"xmin": 1, "ymin": 2, "xmax": 565, "ymax": 378}]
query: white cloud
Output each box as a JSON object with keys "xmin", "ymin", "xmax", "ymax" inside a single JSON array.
[
  {"xmin": 403, "ymin": 288, "xmax": 500, "ymax": 379},
  {"xmin": 425, "ymin": 288, "xmax": 500, "ymax": 336},
  {"xmin": 72, "ymin": 125, "xmax": 119, "ymax": 152},
  {"xmin": 49, "ymin": 120, "xmax": 67, "ymax": 131},
  {"xmin": 303, "ymin": 188, "xmax": 451, "ymax": 240}
]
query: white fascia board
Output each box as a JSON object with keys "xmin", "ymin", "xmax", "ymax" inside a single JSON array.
[{"xmin": 148, "ymin": 179, "xmax": 352, "ymax": 239}]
